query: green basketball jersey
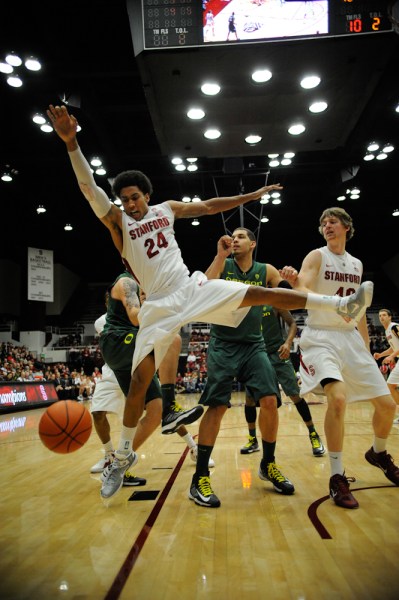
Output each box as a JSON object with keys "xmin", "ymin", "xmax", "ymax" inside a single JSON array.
[
  {"xmin": 102, "ymin": 272, "xmax": 139, "ymax": 334},
  {"xmin": 261, "ymin": 305, "xmax": 284, "ymax": 353},
  {"xmin": 211, "ymin": 258, "xmax": 266, "ymax": 343}
]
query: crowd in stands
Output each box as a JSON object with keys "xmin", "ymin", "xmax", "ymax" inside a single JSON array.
[{"xmin": 0, "ymin": 341, "xmax": 104, "ymax": 401}]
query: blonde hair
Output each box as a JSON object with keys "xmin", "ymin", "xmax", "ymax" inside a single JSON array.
[{"xmin": 318, "ymin": 207, "xmax": 354, "ymax": 240}]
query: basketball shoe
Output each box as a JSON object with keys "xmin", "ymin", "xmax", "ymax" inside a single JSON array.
[
  {"xmin": 329, "ymin": 473, "xmax": 359, "ymax": 509},
  {"xmin": 123, "ymin": 472, "xmax": 147, "ymax": 487},
  {"xmin": 365, "ymin": 447, "xmax": 399, "ymax": 485},
  {"xmin": 240, "ymin": 435, "xmax": 260, "ymax": 454},
  {"xmin": 189, "ymin": 473, "xmax": 220, "ymax": 508},
  {"xmin": 161, "ymin": 402, "xmax": 204, "ymax": 435},
  {"xmin": 189, "ymin": 445, "xmax": 215, "ymax": 467},
  {"xmin": 258, "ymin": 461, "xmax": 295, "ymax": 495},
  {"xmin": 100, "ymin": 451, "xmax": 137, "ymax": 499},
  {"xmin": 336, "ymin": 281, "xmax": 373, "ymax": 322},
  {"xmin": 309, "ymin": 432, "xmax": 325, "ymax": 456},
  {"xmin": 90, "ymin": 452, "xmax": 114, "ymax": 473}
]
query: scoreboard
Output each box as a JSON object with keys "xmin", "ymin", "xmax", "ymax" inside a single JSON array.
[{"xmin": 133, "ymin": 0, "xmax": 393, "ymax": 52}]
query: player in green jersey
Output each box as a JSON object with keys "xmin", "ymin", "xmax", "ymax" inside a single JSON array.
[{"xmin": 241, "ymin": 305, "xmax": 325, "ymax": 457}]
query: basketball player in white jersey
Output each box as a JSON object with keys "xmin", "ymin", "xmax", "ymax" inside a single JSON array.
[
  {"xmin": 374, "ymin": 308, "xmax": 399, "ymax": 424},
  {"xmin": 281, "ymin": 207, "xmax": 399, "ymax": 509},
  {"xmin": 47, "ymin": 104, "xmax": 374, "ymax": 502}
]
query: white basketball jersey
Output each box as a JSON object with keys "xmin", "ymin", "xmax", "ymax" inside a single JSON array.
[
  {"xmin": 121, "ymin": 202, "xmax": 190, "ymax": 299},
  {"xmin": 386, "ymin": 322, "xmax": 399, "ymax": 352},
  {"xmin": 94, "ymin": 313, "xmax": 107, "ymax": 334},
  {"xmin": 306, "ymin": 246, "xmax": 363, "ymax": 330}
]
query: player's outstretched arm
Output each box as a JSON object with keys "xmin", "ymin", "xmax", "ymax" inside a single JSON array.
[
  {"xmin": 47, "ymin": 104, "xmax": 123, "ymax": 252},
  {"xmin": 168, "ymin": 184, "xmax": 283, "ymax": 219}
]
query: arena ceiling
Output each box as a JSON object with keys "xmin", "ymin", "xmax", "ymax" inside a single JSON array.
[{"xmin": 1, "ymin": 0, "xmax": 399, "ymax": 305}]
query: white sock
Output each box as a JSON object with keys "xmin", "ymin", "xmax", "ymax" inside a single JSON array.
[
  {"xmin": 181, "ymin": 433, "xmax": 196, "ymax": 449},
  {"xmin": 116, "ymin": 426, "xmax": 137, "ymax": 457},
  {"xmin": 329, "ymin": 451, "xmax": 344, "ymax": 476},
  {"xmin": 103, "ymin": 441, "xmax": 114, "ymax": 455},
  {"xmin": 373, "ymin": 437, "xmax": 387, "ymax": 454},
  {"xmin": 306, "ymin": 293, "xmax": 339, "ymax": 311}
]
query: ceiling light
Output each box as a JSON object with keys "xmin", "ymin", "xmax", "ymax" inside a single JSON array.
[
  {"xmin": 269, "ymin": 159, "xmax": 280, "ymax": 167},
  {"xmin": 192, "ymin": 196, "xmax": 201, "ymax": 202},
  {"xmin": 201, "ymin": 82, "xmax": 220, "ymax": 96},
  {"xmin": 261, "ymin": 217, "xmax": 269, "ymax": 223},
  {"xmin": 245, "ymin": 134, "xmax": 262, "ymax": 144},
  {"xmin": 0, "ymin": 61, "xmax": 13, "ymax": 74},
  {"xmin": 288, "ymin": 123, "xmax": 306, "ymax": 135},
  {"xmin": 350, "ymin": 194, "xmax": 360, "ymax": 199},
  {"xmin": 187, "ymin": 108, "xmax": 205, "ymax": 120},
  {"xmin": 268, "ymin": 154, "xmax": 279, "ymax": 159},
  {"xmin": 64, "ymin": 224, "xmax": 73, "ymax": 231},
  {"xmin": 114, "ymin": 199, "xmax": 122, "ymax": 206},
  {"xmin": 350, "ymin": 187, "xmax": 360, "ymax": 195},
  {"xmin": 300, "ymin": 75, "xmax": 321, "ymax": 89},
  {"xmin": 175, "ymin": 164, "xmax": 186, "ymax": 171},
  {"xmin": 40, "ymin": 124, "xmax": 53, "ymax": 133},
  {"xmin": 6, "ymin": 75, "xmax": 22, "ymax": 88},
  {"xmin": 272, "ymin": 198, "xmax": 282, "ymax": 205},
  {"xmin": 24, "ymin": 56, "xmax": 41, "ymax": 71},
  {"xmin": 5, "ymin": 52, "xmax": 22, "ymax": 67},
  {"xmin": 76, "ymin": 124, "xmax": 82, "ymax": 132},
  {"xmin": 171, "ymin": 157, "xmax": 182, "ymax": 165},
  {"xmin": 271, "ymin": 192, "xmax": 281, "ymax": 198},
  {"xmin": 1, "ymin": 173, "xmax": 12, "ymax": 182},
  {"xmin": 376, "ymin": 153, "xmax": 387, "ymax": 160},
  {"xmin": 392, "ymin": 208, "xmax": 399, "ymax": 216},
  {"xmin": 204, "ymin": 129, "xmax": 221, "ymax": 140},
  {"xmin": 90, "ymin": 157, "xmax": 102, "ymax": 167},
  {"xmin": 187, "ymin": 157, "xmax": 198, "ymax": 163},
  {"xmin": 309, "ymin": 101, "xmax": 328, "ymax": 113},
  {"xmin": 36, "ymin": 205, "xmax": 46, "ymax": 214},
  {"xmin": 182, "ymin": 196, "xmax": 191, "ymax": 203},
  {"xmin": 95, "ymin": 167, "xmax": 106, "ymax": 175},
  {"xmin": 187, "ymin": 164, "xmax": 198, "ymax": 172},
  {"xmin": 281, "ymin": 158, "xmax": 292, "ymax": 166},
  {"xmin": 363, "ymin": 154, "xmax": 375, "ymax": 161},
  {"xmin": 284, "ymin": 152, "xmax": 295, "ymax": 158},
  {"xmin": 337, "ymin": 196, "xmax": 346, "ymax": 201},
  {"xmin": 367, "ymin": 141, "xmax": 379, "ymax": 152},
  {"xmin": 191, "ymin": 219, "xmax": 200, "ymax": 226},
  {"xmin": 32, "ymin": 113, "xmax": 46, "ymax": 125},
  {"xmin": 396, "ymin": 103, "xmax": 399, "ymax": 113},
  {"xmin": 251, "ymin": 69, "xmax": 272, "ymax": 83},
  {"xmin": 260, "ymin": 194, "xmax": 270, "ymax": 204},
  {"xmin": 382, "ymin": 144, "xmax": 394, "ymax": 153}
]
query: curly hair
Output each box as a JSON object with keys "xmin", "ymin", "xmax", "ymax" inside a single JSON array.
[
  {"xmin": 112, "ymin": 170, "xmax": 153, "ymax": 198},
  {"xmin": 318, "ymin": 207, "xmax": 355, "ymax": 240}
]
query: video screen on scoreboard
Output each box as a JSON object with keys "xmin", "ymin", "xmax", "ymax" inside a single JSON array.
[{"xmin": 203, "ymin": 0, "xmax": 329, "ymax": 44}]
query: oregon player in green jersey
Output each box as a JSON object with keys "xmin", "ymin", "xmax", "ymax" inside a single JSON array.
[
  {"xmin": 241, "ymin": 305, "xmax": 325, "ymax": 457},
  {"xmin": 189, "ymin": 228, "xmax": 295, "ymax": 508}
]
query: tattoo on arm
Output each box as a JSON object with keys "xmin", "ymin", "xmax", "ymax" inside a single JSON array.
[{"xmin": 123, "ymin": 280, "xmax": 140, "ymax": 310}]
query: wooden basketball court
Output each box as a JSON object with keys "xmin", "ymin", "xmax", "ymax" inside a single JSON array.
[{"xmin": 1, "ymin": 393, "xmax": 398, "ymax": 599}]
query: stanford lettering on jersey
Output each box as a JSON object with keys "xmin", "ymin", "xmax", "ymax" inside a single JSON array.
[
  {"xmin": 324, "ymin": 271, "xmax": 361, "ymax": 284},
  {"xmin": 129, "ymin": 217, "xmax": 170, "ymax": 240}
]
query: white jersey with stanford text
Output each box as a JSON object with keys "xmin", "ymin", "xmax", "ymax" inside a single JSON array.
[
  {"xmin": 121, "ymin": 202, "xmax": 190, "ymax": 299},
  {"xmin": 386, "ymin": 322, "xmax": 399, "ymax": 352},
  {"xmin": 306, "ymin": 246, "xmax": 363, "ymax": 330}
]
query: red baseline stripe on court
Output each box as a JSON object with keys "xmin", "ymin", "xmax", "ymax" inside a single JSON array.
[{"xmin": 104, "ymin": 446, "xmax": 189, "ymax": 600}]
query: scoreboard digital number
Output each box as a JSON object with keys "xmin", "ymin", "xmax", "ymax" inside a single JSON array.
[
  {"xmin": 142, "ymin": 0, "xmax": 201, "ymax": 49},
  {"xmin": 141, "ymin": 0, "xmax": 393, "ymax": 51}
]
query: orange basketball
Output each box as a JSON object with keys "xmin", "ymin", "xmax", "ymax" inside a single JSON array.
[{"xmin": 39, "ymin": 400, "xmax": 92, "ymax": 454}]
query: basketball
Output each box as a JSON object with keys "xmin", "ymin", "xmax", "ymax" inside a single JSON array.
[{"xmin": 39, "ymin": 400, "xmax": 92, "ymax": 454}]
